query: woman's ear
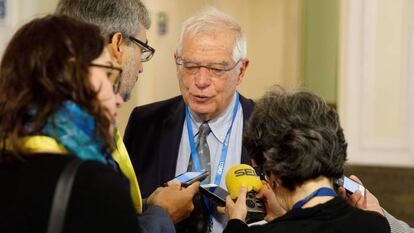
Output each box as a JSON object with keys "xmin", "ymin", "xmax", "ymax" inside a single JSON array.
[
  {"xmin": 251, "ymin": 159, "xmax": 258, "ymax": 167},
  {"xmin": 269, "ymin": 174, "xmax": 282, "ymax": 189}
]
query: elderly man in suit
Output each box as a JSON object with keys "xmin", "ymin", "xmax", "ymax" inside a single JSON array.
[{"xmin": 124, "ymin": 7, "xmax": 253, "ymax": 233}]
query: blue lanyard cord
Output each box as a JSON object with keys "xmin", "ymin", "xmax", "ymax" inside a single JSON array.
[
  {"xmin": 292, "ymin": 187, "xmax": 337, "ymax": 209},
  {"xmin": 185, "ymin": 93, "xmax": 240, "ymax": 186}
]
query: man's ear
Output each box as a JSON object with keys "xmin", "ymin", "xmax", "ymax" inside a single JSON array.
[
  {"xmin": 236, "ymin": 58, "xmax": 249, "ymax": 85},
  {"xmin": 107, "ymin": 32, "xmax": 125, "ymax": 65},
  {"xmin": 174, "ymin": 53, "xmax": 180, "ymax": 73}
]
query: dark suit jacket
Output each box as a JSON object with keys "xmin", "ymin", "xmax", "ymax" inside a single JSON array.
[{"xmin": 124, "ymin": 94, "xmax": 255, "ymax": 198}]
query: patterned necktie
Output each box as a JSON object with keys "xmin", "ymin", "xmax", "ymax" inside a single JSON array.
[
  {"xmin": 182, "ymin": 122, "xmax": 212, "ymax": 233},
  {"xmin": 196, "ymin": 122, "xmax": 211, "ymax": 183}
]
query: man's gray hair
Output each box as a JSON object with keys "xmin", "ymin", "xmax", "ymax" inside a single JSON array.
[
  {"xmin": 176, "ymin": 7, "xmax": 247, "ymax": 62},
  {"xmin": 56, "ymin": 0, "xmax": 151, "ymax": 42}
]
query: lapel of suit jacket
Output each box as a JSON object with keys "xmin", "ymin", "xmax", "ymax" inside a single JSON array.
[
  {"xmin": 239, "ymin": 94, "xmax": 255, "ymax": 165},
  {"xmin": 158, "ymin": 97, "xmax": 186, "ymax": 182}
]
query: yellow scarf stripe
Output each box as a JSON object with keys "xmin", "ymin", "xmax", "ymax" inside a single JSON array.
[
  {"xmin": 113, "ymin": 129, "xmax": 143, "ymax": 214},
  {"xmin": 3, "ymin": 136, "xmax": 68, "ymax": 154}
]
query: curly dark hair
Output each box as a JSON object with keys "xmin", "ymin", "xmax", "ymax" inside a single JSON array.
[
  {"xmin": 243, "ymin": 89, "xmax": 348, "ymax": 191},
  {"xmin": 0, "ymin": 15, "xmax": 112, "ymax": 157}
]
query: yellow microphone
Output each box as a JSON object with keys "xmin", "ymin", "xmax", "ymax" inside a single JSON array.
[
  {"xmin": 225, "ymin": 164, "xmax": 263, "ymax": 199},
  {"xmin": 225, "ymin": 164, "xmax": 266, "ymax": 223}
]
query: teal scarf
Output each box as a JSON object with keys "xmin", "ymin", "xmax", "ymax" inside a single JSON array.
[{"xmin": 40, "ymin": 101, "xmax": 116, "ymax": 168}]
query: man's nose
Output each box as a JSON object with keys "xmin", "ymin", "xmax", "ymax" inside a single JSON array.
[
  {"xmin": 115, "ymin": 93, "xmax": 124, "ymax": 107},
  {"xmin": 194, "ymin": 67, "xmax": 212, "ymax": 88}
]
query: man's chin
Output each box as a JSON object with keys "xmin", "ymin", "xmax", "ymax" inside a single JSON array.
[
  {"xmin": 121, "ymin": 91, "xmax": 131, "ymax": 102},
  {"xmin": 188, "ymin": 105, "xmax": 215, "ymax": 121},
  {"xmin": 189, "ymin": 103, "xmax": 210, "ymax": 113}
]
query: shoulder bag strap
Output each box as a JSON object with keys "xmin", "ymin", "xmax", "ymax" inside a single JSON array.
[{"xmin": 47, "ymin": 159, "xmax": 84, "ymax": 233}]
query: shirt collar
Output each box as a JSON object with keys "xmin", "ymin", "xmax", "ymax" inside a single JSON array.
[{"xmin": 188, "ymin": 92, "xmax": 237, "ymax": 143}]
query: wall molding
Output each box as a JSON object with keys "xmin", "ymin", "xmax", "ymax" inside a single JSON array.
[{"xmin": 340, "ymin": 0, "xmax": 414, "ymax": 167}]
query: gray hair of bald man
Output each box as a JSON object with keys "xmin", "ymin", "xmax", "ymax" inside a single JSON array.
[
  {"xmin": 176, "ymin": 7, "xmax": 247, "ymax": 63},
  {"xmin": 56, "ymin": 0, "xmax": 151, "ymax": 43}
]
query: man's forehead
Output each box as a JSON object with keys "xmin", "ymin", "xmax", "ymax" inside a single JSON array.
[
  {"xmin": 184, "ymin": 30, "xmax": 235, "ymax": 44},
  {"xmin": 181, "ymin": 35, "xmax": 234, "ymax": 62}
]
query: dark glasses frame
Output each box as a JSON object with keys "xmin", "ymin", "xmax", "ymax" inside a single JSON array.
[
  {"xmin": 128, "ymin": 36, "xmax": 155, "ymax": 62},
  {"xmin": 89, "ymin": 63, "xmax": 123, "ymax": 94},
  {"xmin": 175, "ymin": 57, "xmax": 241, "ymax": 77}
]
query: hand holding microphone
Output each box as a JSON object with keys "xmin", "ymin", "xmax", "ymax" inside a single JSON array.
[
  {"xmin": 199, "ymin": 164, "xmax": 263, "ymax": 207},
  {"xmin": 225, "ymin": 185, "xmax": 248, "ymax": 221},
  {"xmin": 225, "ymin": 164, "xmax": 266, "ymax": 223},
  {"xmin": 255, "ymin": 183, "xmax": 287, "ymax": 222}
]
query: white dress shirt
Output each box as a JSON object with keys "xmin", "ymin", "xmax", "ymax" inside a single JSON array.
[{"xmin": 176, "ymin": 92, "xmax": 244, "ymax": 233}]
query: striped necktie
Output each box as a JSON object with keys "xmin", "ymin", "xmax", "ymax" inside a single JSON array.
[{"xmin": 196, "ymin": 122, "xmax": 211, "ymax": 182}]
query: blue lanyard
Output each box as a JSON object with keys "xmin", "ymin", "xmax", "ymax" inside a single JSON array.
[
  {"xmin": 292, "ymin": 187, "xmax": 337, "ymax": 209},
  {"xmin": 185, "ymin": 93, "xmax": 240, "ymax": 185}
]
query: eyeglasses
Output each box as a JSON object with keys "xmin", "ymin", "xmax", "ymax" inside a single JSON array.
[
  {"xmin": 254, "ymin": 163, "xmax": 278, "ymax": 188},
  {"xmin": 175, "ymin": 57, "xmax": 241, "ymax": 77},
  {"xmin": 253, "ymin": 164, "xmax": 267, "ymax": 181},
  {"xmin": 128, "ymin": 36, "xmax": 155, "ymax": 62},
  {"xmin": 89, "ymin": 63, "xmax": 123, "ymax": 94}
]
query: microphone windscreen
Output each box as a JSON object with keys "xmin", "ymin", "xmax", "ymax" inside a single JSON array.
[{"xmin": 225, "ymin": 164, "xmax": 263, "ymax": 199}]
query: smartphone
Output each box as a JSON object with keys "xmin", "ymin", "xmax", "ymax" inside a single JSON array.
[
  {"xmin": 165, "ymin": 170, "xmax": 209, "ymax": 187},
  {"xmin": 199, "ymin": 184, "xmax": 229, "ymax": 206},
  {"xmin": 334, "ymin": 176, "xmax": 365, "ymax": 196}
]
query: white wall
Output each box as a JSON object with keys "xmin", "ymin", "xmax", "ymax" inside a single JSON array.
[
  {"xmin": 339, "ymin": 0, "xmax": 414, "ymax": 167},
  {"xmin": 0, "ymin": 0, "xmax": 58, "ymax": 55}
]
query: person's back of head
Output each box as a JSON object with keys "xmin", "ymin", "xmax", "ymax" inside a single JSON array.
[
  {"xmin": 56, "ymin": 0, "xmax": 150, "ymax": 42},
  {"xmin": 176, "ymin": 7, "xmax": 247, "ymax": 62},
  {"xmin": 0, "ymin": 15, "xmax": 111, "ymax": 156},
  {"xmin": 244, "ymin": 88, "xmax": 348, "ymax": 190}
]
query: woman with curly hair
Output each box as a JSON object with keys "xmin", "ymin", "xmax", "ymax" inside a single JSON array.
[{"xmin": 224, "ymin": 89, "xmax": 390, "ymax": 233}]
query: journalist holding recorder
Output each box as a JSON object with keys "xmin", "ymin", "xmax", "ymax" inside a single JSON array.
[{"xmin": 223, "ymin": 89, "xmax": 391, "ymax": 233}]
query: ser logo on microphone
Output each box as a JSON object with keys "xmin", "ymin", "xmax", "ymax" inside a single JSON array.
[{"xmin": 234, "ymin": 168, "xmax": 257, "ymax": 177}]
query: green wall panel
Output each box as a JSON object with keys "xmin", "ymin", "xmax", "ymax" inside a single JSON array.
[{"xmin": 302, "ymin": 0, "xmax": 339, "ymax": 105}]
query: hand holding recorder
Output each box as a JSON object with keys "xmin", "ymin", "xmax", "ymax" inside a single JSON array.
[
  {"xmin": 336, "ymin": 175, "xmax": 384, "ymax": 216},
  {"xmin": 199, "ymin": 164, "xmax": 267, "ymax": 223},
  {"xmin": 147, "ymin": 171, "xmax": 207, "ymax": 223},
  {"xmin": 164, "ymin": 170, "xmax": 209, "ymax": 187},
  {"xmin": 334, "ymin": 175, "xmax": 365, "ymax": 196}
]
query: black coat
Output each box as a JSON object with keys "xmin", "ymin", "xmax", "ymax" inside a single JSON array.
[
  {"xmin": 0, "ymin": 154, "xmax": 139, "ymax": 233},
  {"xmin": 224, "ymin": 197, "xmax": 390, "ymax": 233}
]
